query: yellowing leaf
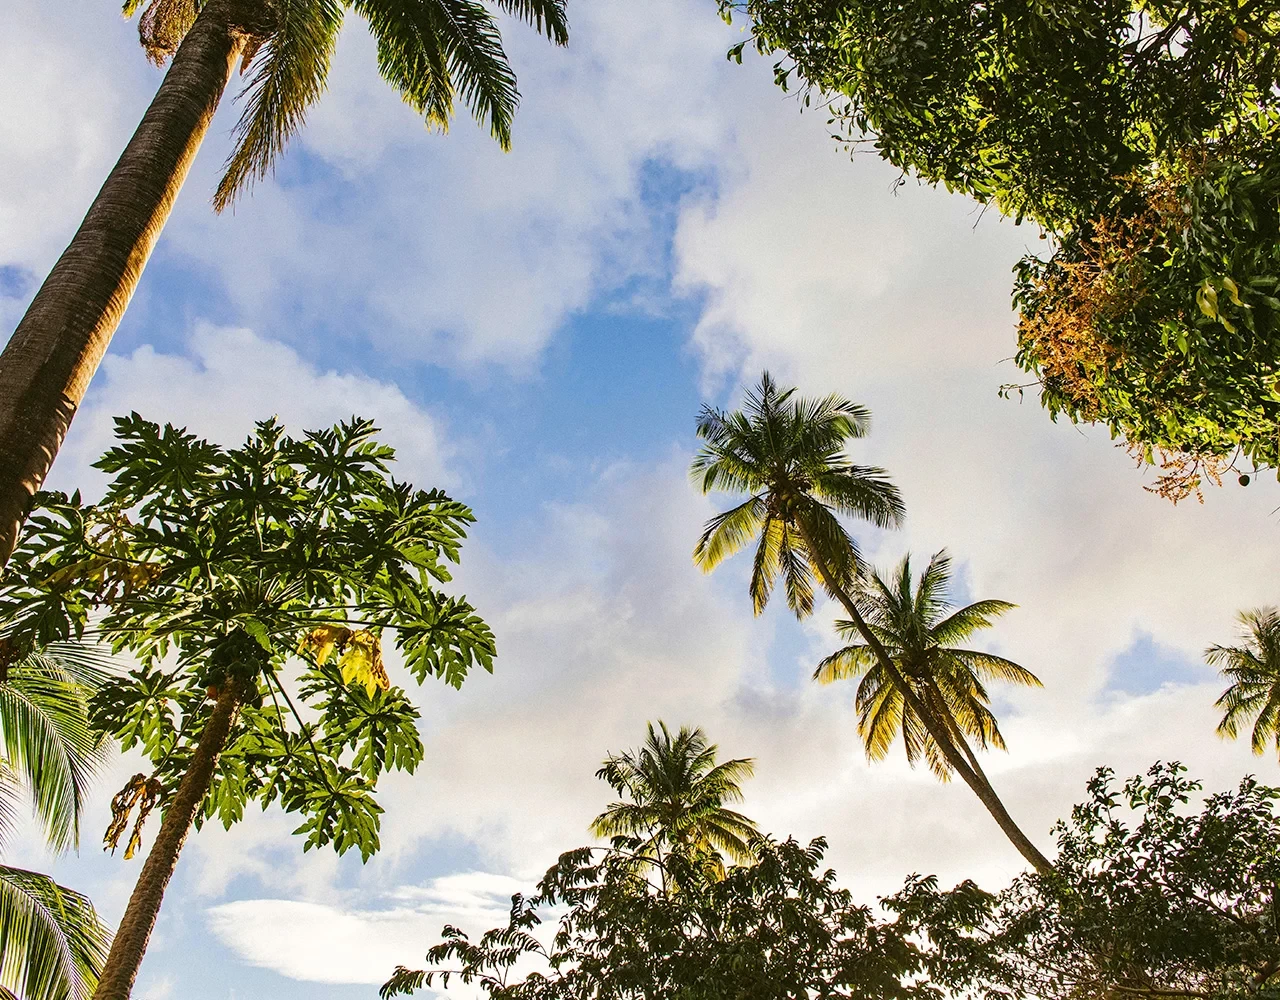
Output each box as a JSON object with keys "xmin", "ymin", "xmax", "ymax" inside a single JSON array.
[
  {"xmin": 298, "ymin": 624, "xmax": 352, "ymax": 666},
  {"xmin": 1197, "ymin": 282, "xmax": 1218, "ymax": 319},
  {"xmin": 1221, "ymin": 276, "xmax": 1243, "ymax": 305},
  {"xmin": 338, "ymin": 630, "xmax": 389, "ymax": 697}
]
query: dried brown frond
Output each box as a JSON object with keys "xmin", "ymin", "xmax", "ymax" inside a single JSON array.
[
  {"xmin": 137, "ymin": 0, "xmax": 197, "ymax": 65},
  {"xmin": 104, "ymin": 773, "xmax": 165, "ymax": 858}
]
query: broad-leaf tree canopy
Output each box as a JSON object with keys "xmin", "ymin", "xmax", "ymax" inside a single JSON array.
[
  {"xmin": 0, "ymin": 414, "xmax": 496, "ymax": 861},
  {"xmin": 385, "ymin": 759, "xmax": 1280, "ymax": 1000},
  {"xmin": 721, "ymin": 0, "xmax": 1280, "ymax": 496}
]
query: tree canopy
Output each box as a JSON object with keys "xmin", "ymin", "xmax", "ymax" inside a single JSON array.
[
  {"xmin": 816, "ymin": 550, "xmax": 1041, "ymax": 780},
  {"xmin": 590, "ymin": 722, "xmax": 759, "ymax": 872},
  {"xmin": 0, "ymin": 413, "xmax": 496, "ymax": 860},
  {"xmin": 384, "ymin": 760, "xmax": 1280, "ymax": 1000},
  {"xmin": 720, "ymin": 0, "xmax": 1280, "ymax": 496}
]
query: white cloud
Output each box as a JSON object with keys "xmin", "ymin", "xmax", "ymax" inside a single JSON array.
[
  {"xmin": 124, "ymin": 0, "xmax": 742, "ymax": 370},
  {"xmin": 206, "ymin": 872, "xmax": 526, "ymax": 985},
  {"xmin": 51, "ymin": 323, "xmax": 453, "ymax": 498}
]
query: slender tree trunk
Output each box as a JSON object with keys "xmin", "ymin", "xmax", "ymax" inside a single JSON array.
[
  {"xmin": 798, "ymin": 529, "xmax": 1053, "ymax": 874},
  {"xmin": 0, "ymin": 0, "xmax": 270, "ymax": 569},
  {"xmin": 92, "ymin": 683, "xmax": 242, "ymax": 1000}
]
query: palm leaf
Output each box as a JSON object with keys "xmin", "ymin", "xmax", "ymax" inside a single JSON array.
[
  {"xmin": 693, "ymin": 496, "xmax": 765, "ymax": 574},
  {"xmin": 0, "ymin": 865, "xmax": 111, "ymax": 1000},
  {"xmin": 215, "ymin": 0, "xmax": 345, "ymax": 210},
  {"xmin": 0, "ymin": 648, "xmax": 114, "ymax": 853},
  {"xmin": 355, "ymin": 0, "xmax": 519, "ymax": 150},
  {"xmin": 491, "ymin": 0, "xmax": 568, "ymax": 43}
]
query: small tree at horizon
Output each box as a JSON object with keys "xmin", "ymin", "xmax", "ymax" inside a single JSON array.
[
  {"xmin": 0, "ymin": 413, "xmax": 496, "ymax": 1000},
  {"xmin": 590, "ymin": 721, "xmax": 759, "ymax": 879}
]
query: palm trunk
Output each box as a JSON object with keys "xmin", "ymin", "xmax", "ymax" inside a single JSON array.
[
  {"xmin": 798, "ymin": 529, "xmax": 1053, "ymax": 874},
  {"xmin": 0, "ymin": 0, "xmax": 269, "ymax": 569},
  {"xmin": 92, "ymin": 683, "xmax": 242, "ymax": 1000}
]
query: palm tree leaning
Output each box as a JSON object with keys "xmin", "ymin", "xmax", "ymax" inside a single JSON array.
[
  {"xmin": 691, "ymin": 372, "xmax": 1052, "ymax": 874},
  {"xmin": 591, "ymin": 722, "xmax": 758, "ymax": 877},
  {"xmin": 0, "ymin": 0, "xmax": 569, "ymax": 568},
  {"xmin": 815, "ymin": 551, "xmax": 1043, "ymax": 804},
  {"xmin": 0, "ymin": 643, "xmax": 115, "ymax": 1000},
  {"xmin": 1210, "ymin": 607, "xmax": 1280, "ymax": 756}
]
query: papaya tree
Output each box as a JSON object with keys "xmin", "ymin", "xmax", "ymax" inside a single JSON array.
[{"xmin": 0, "ymin": 413, "xmax": 496, "ymax": 1000}]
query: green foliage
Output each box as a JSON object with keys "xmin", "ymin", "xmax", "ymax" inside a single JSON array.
[
  {"xmin": 691, "ymin": 371, "xmax": 904, "ymax": 615},
  {"xmin": 815, "ymin": 550, "xmax": 1040, "ymax": 780},
  {"xmin": 1210, "ymin": 607, "xmax": 1280, "ymax": 756},
  {"xmin": 0, "ymin": 644, "xmax": 114, "ymax": 853},
  {"xmin": 0, "ymin": 864, "xmax": 113, "ymax": 1000},
  {"xmin": 720, "ymin": 0, "xmax": 1280, "ymax": 488},
  {"xmin": 127, "ymin": 0, "xmax": 569, "ymax": 210},
  {"xmin": 976, "ymin": 762, "xmax": 1280, "ymax": 1000},
  {"xmin": 590, "ymin": 722, "xmax": 759, "ymax": 873},
  {"xmin": 382, "ymin": 833, "xmax": 988, "ymax": 999},
  {"xmin": 1014, "ymin": 159, "xmax": 1280, "ymax": 492},
  {"xmin": 0, "ymin": 642, "xmax": 115, "ymax": 1000},
  {"xmin": 385, "ymin": 760, "xmax": 1280, "ymax": 1000},
  {"xmin": 0, "ymin": 414, "xmax": 495, "ymax": 862}
]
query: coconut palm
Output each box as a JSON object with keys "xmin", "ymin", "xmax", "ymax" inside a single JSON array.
[
  {"xmin": 0, "ymin": 644, "xmax": 115, "ymax": 1000},
  {"xmin": 692, "ymin": 372, "xmax": 1052, "ymax": 874},
  {"xmin": 591, "ymin": 722, "xmax": 758, "ymax": 872},
  {"xmin": 0, "ymin": 0, "xmax": 569, "ymax": 567},
  {"xmin": 815, "ymin": 550, "xmax": 1042, "ymax": 784},
  {"xmin": 1210, "ymin": 607, "xmax": 1280, "ymax": 757}
]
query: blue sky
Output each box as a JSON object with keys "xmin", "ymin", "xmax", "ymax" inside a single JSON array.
[{"xmin": 2, "ymin": 1, "xmax": 1279, "ymax": 997}]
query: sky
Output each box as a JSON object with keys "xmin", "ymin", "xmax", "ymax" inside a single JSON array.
[{"xmin": 2, "ymin": 1, "xmax": 1279, "ymax": 998}]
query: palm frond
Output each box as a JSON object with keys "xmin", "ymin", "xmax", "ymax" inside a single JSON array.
[
  {"xmin": 797, "ymin": 502, "xmax": 858, "ymax": 593},
  {"xmin": 813, "ymin": 644, "xmax": 877, "ymax": 685},
  {"xmin": 215, "ymin": 0, "xmax": 345, "ymax": 210},
  {"xmin": 949, "ymin": 650, "xmax": 1042, "ymax": 687},
  {"xmin": 693, "ymin": 496, "xmax": 766, "ymax": 574},
  {"xmin": 355, "ymin": 0, "xmax": 520, "ymax": 151},
  {"xmin": 778, "ymin": 526, "xmax": 815, "ymax": 618},
  {"xmin": 810, "ymin": 465, "xmax": 905, "ymax": 529},
  {"xmin": 491, "ymin": 0, "xmax": 568, "ymax": 43},
  {"xmin": 0, "ymin": 865, "xmax": 111, "ymax": 1000},
  {"xmin": 1209, "ymin": 607, "xmax": 1280, "ymax": 756},
  {"xmin": 930, "ymin": 601, "xmax": 1018, "ymax": 645},
  {"xmin": 0, "ymin": 650, "xmax": 113, "ymax": 853},
  {"xmin": 748, "ymin": 517, "xmax": 783, "ymax": 616}
]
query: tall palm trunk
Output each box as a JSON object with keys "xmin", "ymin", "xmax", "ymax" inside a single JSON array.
[
  {"xmin": 0, "ymin": 0, "xmax": 271, "ymax": 569},
  {"xmin": 92, "ymin": 682, "xmax": 242, "ymax": 1000},
  {"xmin": 798, "ymin": 529, "xmax": 1053, "ymax": 874}
]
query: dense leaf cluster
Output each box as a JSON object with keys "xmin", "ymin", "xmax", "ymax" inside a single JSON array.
[
  {"xmin": 983, "ymin": 762, "xmax": 1280, "ymax": 1000},
  {"xmin": 382, "ymin": 834, "xmax": 991, "ymax": 1000},
  {"xmin": 386, "ymin": 763, "xmax": 1280, "ymax": 1000},
  {"xmin": 722, "ymin": 0, "xmax": 1280, "ymax": 486},
  {"xmin": 0, "ymin": 414, "xmax": 494, "ymax": 861}
]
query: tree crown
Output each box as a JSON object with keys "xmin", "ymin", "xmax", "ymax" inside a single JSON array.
[{"xmin": 0, "ymin": 414, "xmax": 495, "ymax": 860}]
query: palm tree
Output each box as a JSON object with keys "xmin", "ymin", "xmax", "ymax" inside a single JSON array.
[
  {"xmin": 1210, "ymin": 607, "xmax": 1280, "ymax": 756},
  {"xmin": 0, "ymin": 644, "xmax": 115, "ymax": 1000},
  {"xmin": 0, "ymin": 0, "xmax": 569, "ymax": 567},
  {"xmin": 815, "ymin": 551, "xmax": 1042, "ymax": 791},
  {"xmin": 691, "ymin": 372, "xmax": 1052, "ymax": 873},
  {"xmin": 591, "ymin": 722, "xmax": 758, "ymax": 874}
]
